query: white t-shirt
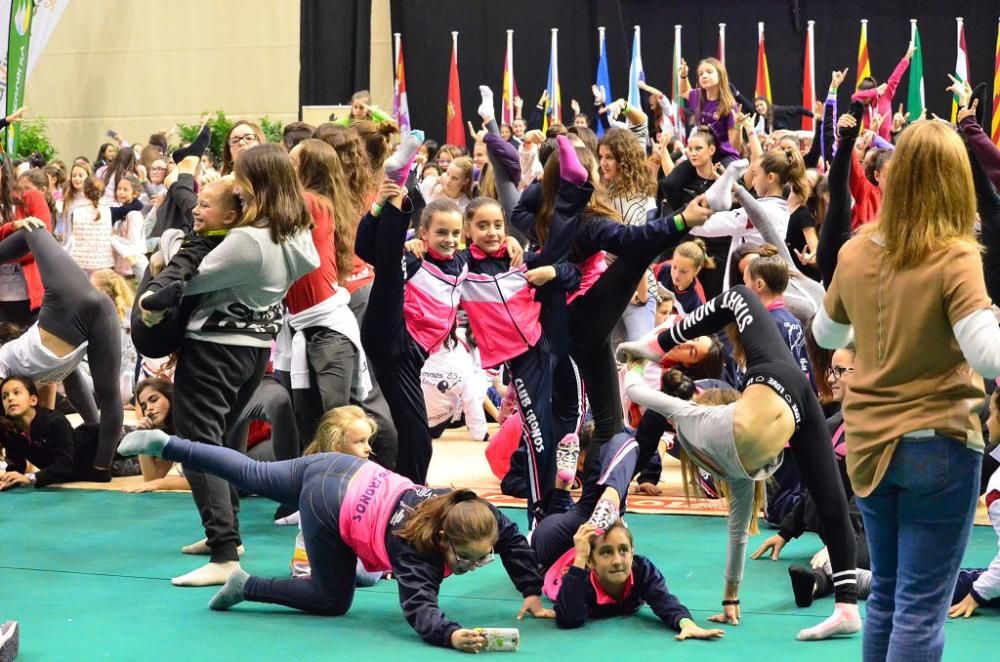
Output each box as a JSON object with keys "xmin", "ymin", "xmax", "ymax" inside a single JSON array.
[
  {"xmin": 420, "ymin": 341, "xmax": 489, "ymax": 440},
  {"xmin": 0, "ymin": 323, "xmax": 88, "ymax": 384}
]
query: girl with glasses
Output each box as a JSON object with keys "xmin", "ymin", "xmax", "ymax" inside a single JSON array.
[{"xmin": 117, "ymin": 425, "xmax": 553, "ymax": 653}]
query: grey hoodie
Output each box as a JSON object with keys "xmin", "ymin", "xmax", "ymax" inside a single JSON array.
[{"xmin": 184, "ymin": 224, "xmax": 319, "ymax": 348}]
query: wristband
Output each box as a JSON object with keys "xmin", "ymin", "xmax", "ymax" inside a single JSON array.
[
  {"xmin": 26, "ymin": 472, "xmax": 37, "ymax": 486},
  {"xmin": 673, "ymin": 213, "xmax": 686, "ymax": 232},
  {"xmin": 722, "ymin": 599, "xmax": 740, "ymax": 606},
  {"xmin": 371, "ymin": 202, "xmax": 383, "ymax": 217}
]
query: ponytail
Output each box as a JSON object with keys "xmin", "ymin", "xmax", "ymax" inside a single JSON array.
[
  {"xmin": 395, "ymin": 489, "xmax": 498, "ymax": 557},
  {"xmin": 760, "ymin": 149, "xmax": 811, "ymax": 199},
  {"xmin": 673, "ymin": 238, "xmax": 716, "ymax": 271}
]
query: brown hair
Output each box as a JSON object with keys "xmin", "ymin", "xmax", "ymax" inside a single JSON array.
[
  {"xmin": 589, "ymin": 520, "xmax": 634, "ymax": 560},
  {"xmin": 294, "ymin": 139, "xmax": 358, "ymax": 279},
  {"xmin": 282, "ymin": 121, "xmax": 316, "ymax": 152},
  {"xmin": 419, "ymin": 198, "xmax": 463, "ymax": 231},
  {"xmin": 598, "ymin": 127, "xmax": 655, "ymax": 197},
  {"xmin": 395, "ymin": 489, "xmax": 498, "ymax": 557},
  {"xmin": 222, "ymin": 120, "xmax": 266, "ymax": 176},
  {"xmin": 351, "ymin": 120, "xmax": 399, "ymax": 173},
  {"xmin": 535, "ymin": 145, "xmax": 620, "ymax": 246},
  {"xmin": 439, "ymin": 156, "xmax": 474, "ymax": 200},
  {"xmin": 63, "ymin": 161, "xmax": 95, "ymax": 213},
  {"xmin": 302, "ymin": 405, "xmax": 377, "ymax": 456},
  {"xmin": 866, "ymin": 121, "xmax": 977, "ymax": 270},
  {"xmin": 18, "ymin": 168, "xmax": 57, "ymax": 219},
  {"xmin": 83, "ymin": 176, "xmax": 105, "ymax": 205},
  {"xmin": 314, "ymin": 123, "xmax": 372, "ymax": 213},
  {"xmin": 759, "ymin": 149, "xmax": 810, "ymax": 199},
  {"xmin": 695, "ymin": 58, "xmax": 737, "ymax": 119},
  {"xmin": 234, "ymin": 143, "xmax": 312, "ymax": 242},
  {"xmin": 746, "ymin": 253, "xmax": 789, "ymax": 294},
  {"xmin": 673, "ymin": 239, "xmax": 716, "ymax": 271}
]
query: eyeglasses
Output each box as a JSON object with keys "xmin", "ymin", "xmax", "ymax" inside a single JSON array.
[
  {"xmin": 229, "ymin": 134, "xmax": 259, "ymax": 147},
  {"xmin": 448, "ymin": 538, "xmax": 494, "ymax": 571},
  {"xmin": 150, "ymin": 166, "xmax": 167, "ymax": 171},
  {"xmin": 825, "ymin": 366, "xmax": 855, "ymax": 381}
]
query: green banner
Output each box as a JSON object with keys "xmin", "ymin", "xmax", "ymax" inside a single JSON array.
[{"xmin": 6, "ymin": 0, "xmax": 35, "ymax": 154}]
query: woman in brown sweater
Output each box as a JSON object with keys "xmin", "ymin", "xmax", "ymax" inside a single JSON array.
[{"xmin": 814, "ymin": 119, "xmax": 1000, "ymax": 661}]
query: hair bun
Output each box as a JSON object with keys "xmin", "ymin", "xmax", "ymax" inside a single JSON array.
[{"xmin": 662, "ymin": 368, "xmax": 696, "ymax": 400}]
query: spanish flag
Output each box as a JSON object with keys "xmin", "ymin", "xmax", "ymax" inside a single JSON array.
[
  {"xmin": 755, "ymin": 22, "xmax": 772, "ymax": 103},
  {"xmin": 856, "ymin": 19, "xmax": 872, "ymax": 91}
]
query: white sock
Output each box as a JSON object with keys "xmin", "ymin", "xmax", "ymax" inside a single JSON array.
[
  {"xmin": 384, "ymin": 129, "xmax": 424, "ymax": 185},
  {"xmin": 172, "ymin": 561, "xmax": 242, "ymax": 587},
  {"xmin": 274, "ymin": 511, "xmax": 300, "ymax": 527},
  {"xmin": 795, "ymin": 602, "xmax": 861, "ymax": 641},
  {"xmin": 118, "ymin": 429, "xmax": 170, "ymax": 457},
  {"xmin": 704, "ymin": 159, "xmax": 750, "ymax": 212},
  {"xmin": 478, "ymin": 85, "xmax": 495, "ymax": 122},
  {"xmin": 614, "ymin": 331, "xmax": 666, "ymax": 364},
  {"xmin": 181, "ymin": 538, "xmax": 245, "ymax": 557},
  {"xmin": 209, "ymin": 568, "xmax": 250, "ymax": 610}
]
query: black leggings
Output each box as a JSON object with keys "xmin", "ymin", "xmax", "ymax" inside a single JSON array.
[
  {"xmin": 817, "ymin": 103, "xmax": 862, "ymax": 287},
  {"xmin": 0, "ymin": 229, "xmax": 123, "ymax": 468},
  {"xmin": 360, "ymin": 204, "xmax": 433, "ymax": 484},
  {"xmin": 657, "ymin": 286, "xmax": 858, "ymax": 603},
  {"xmin": 566, "ymin": 216, "xmax": 692, "ymax": 472},
  {"xmin": 970, "ymin": 141, "xmax": 1000, "ymax": 304}
]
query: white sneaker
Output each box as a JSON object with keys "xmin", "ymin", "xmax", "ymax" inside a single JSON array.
[{"xmin": 0, "ymin": 621, "xmax": 19, "ymax": 662}]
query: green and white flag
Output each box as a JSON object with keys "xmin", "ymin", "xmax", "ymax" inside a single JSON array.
[
  {"xmin": 907, "ymin": 20, "xmax": 925, "ymax": 118},
  {"xmin": 4, "ymin": 0, "xmax": 35, "ymax": 153}
]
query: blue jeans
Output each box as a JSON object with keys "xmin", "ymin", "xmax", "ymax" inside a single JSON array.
[
  {"xmin": 856, "ymin": 437, "xmax": 982, "ymax": 662},
  {"xmin": 621, "ymin": 296, "xmax": 655, "ymax": 342}
]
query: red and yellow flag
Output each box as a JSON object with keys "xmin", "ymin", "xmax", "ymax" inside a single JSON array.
[
  {"xmin": 446, "ymin": 31, "xmax": 465, "ymax": 149},
  {"xmin": 856, "ymin": 19, "xmax": 871, "ymax": 91},
  {"xmin": 755, "ymin": 22, "xmax": 772, "ymax": 103}
]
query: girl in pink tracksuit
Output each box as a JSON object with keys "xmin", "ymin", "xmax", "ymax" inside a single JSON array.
[
  {"xmin": 458, "ymin": 137, "xmax": 591, "ymax": 525},
  {"xmin": 118, "ymin": 428, "xmax": 551, "ymax": 652}
]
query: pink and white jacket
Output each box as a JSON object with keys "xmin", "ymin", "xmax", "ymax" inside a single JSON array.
[
  {"xmin": 403, "ymin": 248, "xmax": 468, "ymax": 354},
  {"xmin": 460, "ymin": 243, "xmax": 581, "ymax": 368}
]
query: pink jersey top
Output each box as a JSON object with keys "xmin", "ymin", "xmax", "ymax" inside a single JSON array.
[
  {"xmin": 567, "ymin": 251, "xmax": 608, "ymax": 305},
  {"xmin": 338, "ymin": 462, "xmax": 416, "ymax": 572}
]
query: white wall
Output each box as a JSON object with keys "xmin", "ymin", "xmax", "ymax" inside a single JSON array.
[{"xmin": 24, "ymin": 0, "xmax": 300, "ymax": 160}]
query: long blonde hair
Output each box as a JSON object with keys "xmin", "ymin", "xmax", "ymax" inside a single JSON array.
[
  {"xmin": 90, "ymin": 269, "xmax": 134, "ymax": 321},
  {"xmin": 865, "ymin": 120, "xmax": 977, "ymax": 270},
  {"xmin": 676, "ymin": 386, "xmax": 767, "ymax": 535},
  {"xmin": 302, "ymin": 405, "xmax": 377, "ymax": 456}
]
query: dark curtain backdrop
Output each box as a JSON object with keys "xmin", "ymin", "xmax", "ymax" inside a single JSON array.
[
  {"xmin": 300, "ymin": 0, "xmax": 372, "ymax": 109},
  {"xmin": 303, "ymin": 0, "xmax": 1000, "ymax": 142}
]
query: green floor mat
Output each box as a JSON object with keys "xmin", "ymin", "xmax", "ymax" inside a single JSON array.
[{"xmin": 1, "ymin": 489, "xmax": 995, "ymax": 660}]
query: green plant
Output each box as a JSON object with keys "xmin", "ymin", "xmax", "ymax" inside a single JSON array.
[
  {"xmin": 177, "ymin": 110, "xmax": 234, "ymax": 161},
  {"xmin": 13, "ymin": 118, "xmax": 56, "ymax": 162},
  {"xmin": 177, "ymin": 111, "xmax": 284, "ymax": 160},
  {"xmin": 259, "ymin": 116, "xmax": 284, "ymax": 144}
]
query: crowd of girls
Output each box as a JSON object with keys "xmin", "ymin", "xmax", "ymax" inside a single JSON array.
[{"xmin": 5, "ymin": 39, "xmax": 1000, "ymax": 660}]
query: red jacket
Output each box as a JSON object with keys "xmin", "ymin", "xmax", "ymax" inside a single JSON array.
[
  {"xmin": 284, "ymin": 192, "xmax": 339, "ymax": 314},
  {"xmin": 848, "ymin": 150, "xmax": 882, "ymax": 231},
  {"xmin": 0, "ymin": 190, "xmax": 54, "ymax": 310}
]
